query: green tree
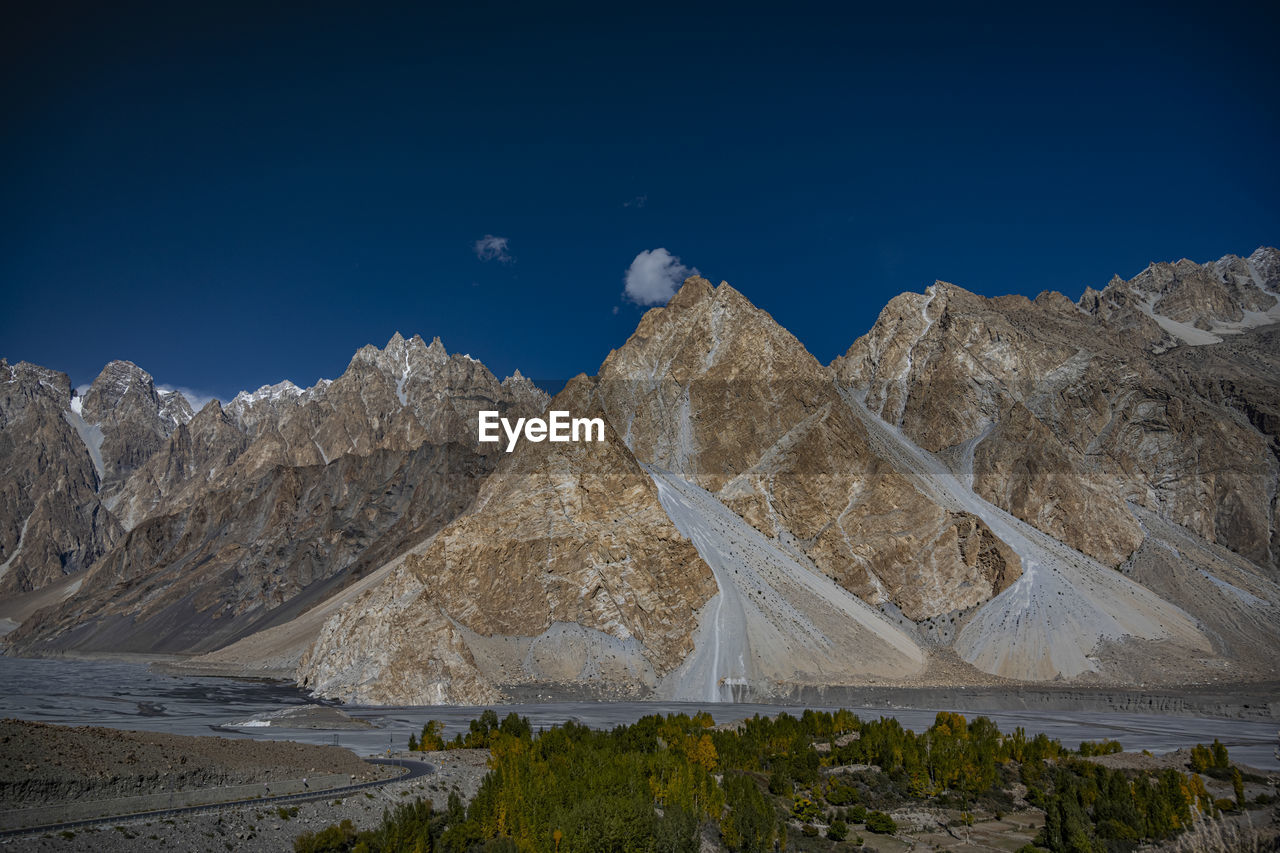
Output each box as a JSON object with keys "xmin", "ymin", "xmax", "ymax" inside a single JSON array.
[
  {"xmin": 1189, "ymin": 743, "xmax": 1212, "ymax": 772},
  {"xmin": 417, "ymin": 720, "xmax": 446, "ymax": 751},
  {"xmin": 720, "ymin": 774, "xmax": 775, "ymax": 853},
  {"xmin": 1210, "ymin": 739, "xmax": 1229, "ymax": 769}
]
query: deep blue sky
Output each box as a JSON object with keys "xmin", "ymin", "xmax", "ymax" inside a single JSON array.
[{"xmin": 3, "ymin": 1, "xmax": 1277, "ymax": 402}]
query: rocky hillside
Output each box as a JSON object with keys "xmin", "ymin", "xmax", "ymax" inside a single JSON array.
[
  {"xmin": 1, "ymin": 360, "xmax": 185, "ymax": 597},
  {"xmin": 3, "ymin": 335, "xmax": 547, "ymax": 655},
  {"xmin": 4, "ymin": 248, "xmax": 1278, "ymax": 703},
  {"xmin": 299, "ymin": 377, "xmax": 718, "ymax": 704},
  {"xmin": 288, "ymin": 250, "xmax": 1277, "ymax": 703},
  {"xmin": 834, "ymin": 247, "xmax": 1279, "ymax": 572}
]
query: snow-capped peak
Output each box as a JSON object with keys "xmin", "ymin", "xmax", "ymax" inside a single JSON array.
[{"xmin": 232, "ymin": 380, "xmax": 304, "ymax": 406}]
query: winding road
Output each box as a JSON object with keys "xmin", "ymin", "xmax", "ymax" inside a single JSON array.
[{"xmin": 0, "ymin": 757, "xmax": 435, "ymax": 839}]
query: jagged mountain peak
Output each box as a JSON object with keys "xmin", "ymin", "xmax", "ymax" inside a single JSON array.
[
  {"xmin": 190, "ymin": 396, "xmax": 227, "ymax": 421},
  {"xmin": 233, "ymin": 379, "xmax": 302, "ymax": 403},
  {"xmin": 1078, "ymin": 245, "xmax": 1280, "ymax": 348},
  {"xmin": 597, "ymin": 277, "xmax": 837, "ymax": 492},
  {"xmin": 83, "ymin": 360, "xmax": 157, "ymax": 415},
  {"xmin": 156, "ymin": 389, "xmax": 195, "ymax": 428},
  {"xmin": 606, "ymin": 274, "xmax": 828, "ymax": 389},
  {"xmin": 5, "ymin": 360, "xmax": 70, "ymax": 399},
  {"xmin": 500, "ymin": 370, "xmax": 549, "ymax": 410}
]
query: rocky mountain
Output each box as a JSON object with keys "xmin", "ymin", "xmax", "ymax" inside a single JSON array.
[
  {"xmin": 4, "ymin": 248, "xmax": 1278, "ymax": 704},
  {"xmin": 299, "ymin": 377, "xmax": 718, "ymax": 704},
  {"xmin": 0, "ymin": 359, "xmax": 192, "ymax": 597},
  {"xmin": 595, "ymin": 278, "xmax": 1023, "ymax": 624},
  {"xmin": 288, "ymin": 253, "xmax": 1274, "ymax": 703},
  {"xmin": 834, "ymin": 248, "xmax": 1280, "ymax": 573},
  {"xmin": 4, "ymin": 335, "xmax": 547, "ymax": 657}
]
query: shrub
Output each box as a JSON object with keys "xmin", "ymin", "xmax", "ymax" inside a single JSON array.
[
  {"xmin": 791, "ymin": 795, "xmax": 822, "ymax": 822},
  {"xmin": 865, "ymin": 811, "xmax": 897, "ymax": 834},
  {"xmin": 1078, "ymin": 739, "xmax": 1123, "ymax": 757},
  {"xmin": 824, "ymin": 778, "xmax": 858, "ymax": 806},
  {"xmin": 801, "ymin": 824, "xmax": 818, "ymax": 837},
  {"xmin": 826, "ymin": 819, "xmax": 848, "ymax": 841}
]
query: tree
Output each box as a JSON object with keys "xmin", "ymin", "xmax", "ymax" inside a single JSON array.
[
  {"xmin": 1210, "ymin": 739, "xmax": 1229, "ymax": 769},
  {"xmin": 418, "ymin": 720, "xmax": 446, "ymax": 751},
  {"xmin": 687, "ymin": 734, "xmax": 718, "ymax": 772},
  {"xmin": 1189, "ymin": 744, "xmax": 1212, "ymax": 772},
  {"xmin": 720, "ymin": 774, "xmax": 775, "ymax": 853}
]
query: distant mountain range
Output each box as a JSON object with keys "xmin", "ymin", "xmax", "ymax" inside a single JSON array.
[{"xmin": 3, "ymin": 247, "xmax": 1277, "ymax": 703}]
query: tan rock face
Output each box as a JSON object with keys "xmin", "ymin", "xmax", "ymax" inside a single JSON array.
[
  {"xmin": 598, "ymin": 277, "xmax": 1020, "ymax": 622},
  {"xmin": 718, "ymin": 403, "xmax": 1019, "ymax": 621},
  {"xmin": 597, "ymin": 278, "xmax": 834, "ymax": 492},
  {"xmin": 971, "ymin": 401, "xmax": 1143, "ymax": 568},
  {"xmin": 300, "ymin": 377, "xmax": 716, "ymax": 704},
  {"xmin": 833, "ymin": 252, "xmax": 1279, "ymax": 572}
]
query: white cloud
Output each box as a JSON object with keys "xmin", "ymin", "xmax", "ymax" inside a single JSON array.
[
  {"xmin": 473, "ymin": 234, "xmax": 513, "ymax": 264},
  {"xmin": 157, "ymin": 384, "xmax": 218, "ymax": 412},
  {"xmin": 623, "ymin": 194, "xmax": 647, "ymax": 208},
  {"xmin": 612, "ymin": 305, "xmax": 620, "ymax": 315},
  {"xmin": 623, "ymin": 248, "xmax": 698, "ymax": 306}
]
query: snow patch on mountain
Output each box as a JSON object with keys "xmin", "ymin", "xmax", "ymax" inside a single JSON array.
[{"xmin": 62, "ymin": 407, "xmax": 106, "ymax": 486}]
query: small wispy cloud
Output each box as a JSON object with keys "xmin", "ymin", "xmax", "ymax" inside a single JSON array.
[
  {"xmin": 473, "ymin": 234, "xmax": 514, "ymax": 264},
  {"xmin": 624, "ymin": 248, "xmax": 698, "ymax": 306},
  {"xmin": 623, "ymin": 194, "xmax": 648, "ymax": 209}
]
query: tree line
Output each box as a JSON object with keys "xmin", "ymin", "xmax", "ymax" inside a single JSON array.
[{"xmin": 297, "ymin": 708, "xmax": 1245, "ymax": 853}]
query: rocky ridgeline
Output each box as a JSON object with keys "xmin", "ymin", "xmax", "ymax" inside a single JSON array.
[
  {"xmin": 4, "ymin": 249, "xmax": 1280, "ymax": 702},
  {"xmin": 3, "ymin": 335, "xmax": 547, "ymax": 657}
]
